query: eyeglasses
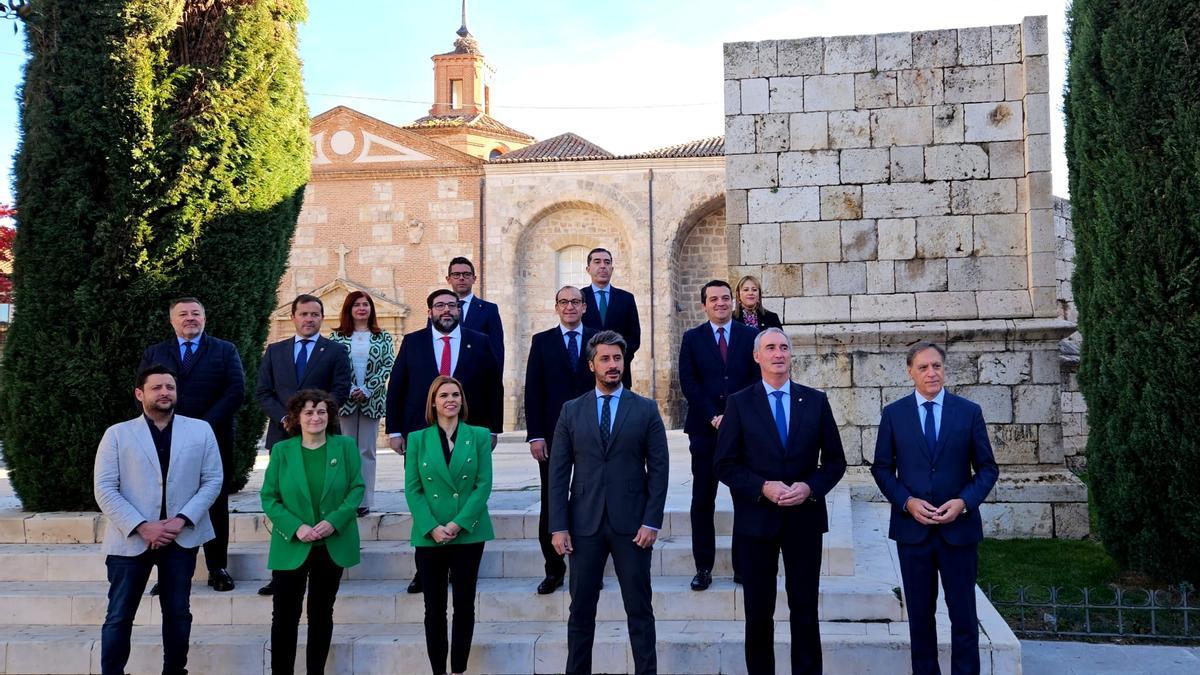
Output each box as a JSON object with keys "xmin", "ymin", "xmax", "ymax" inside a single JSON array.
[
  {"xmin": 431, "ymin": 302, "xmax": 462, "ymax": 311},
  {"xmin": 556, "ymin": 299, "xmax": 585, "ymax": 307},
  {"xmin": 448, "ymin": 272, "xmax": 475, "ymax": 279}
]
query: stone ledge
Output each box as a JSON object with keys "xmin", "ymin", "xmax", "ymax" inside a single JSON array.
[{"xmin": 788, "ymin": 317, "xmax": 1078, "ymax": 351}]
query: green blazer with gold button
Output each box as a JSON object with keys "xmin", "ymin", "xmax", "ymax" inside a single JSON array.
[
  {"xmin": 405, "ymin": 422, "xmax": 494, "ymax": 547},
  {"xmin": 260, "ymin": 434, "xmax": 365, "ymax": 570}
]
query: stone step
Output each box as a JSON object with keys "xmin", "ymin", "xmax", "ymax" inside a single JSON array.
[
  {"xmin": 0, "ymin": 614, "xmax": 1019, "ymax": 674},
  {"xmin": 0, "ymin": 575, "xmax": 902, "ymax": 626},
  {"xmin": 0, "ymin": 535, "xmax": 854, "ymax": 583}
]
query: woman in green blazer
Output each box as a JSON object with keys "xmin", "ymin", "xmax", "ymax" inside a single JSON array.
[
  {"xmin": 405, "ymin": 375, "xmax": 494, "ymax": 675},
  {"xmin": 261, "ymin": 389, "xmax": 364, "ymax": 675}
]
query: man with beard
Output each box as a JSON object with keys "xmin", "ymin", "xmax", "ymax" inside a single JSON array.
[
  {"xmin": 387, "ymin": 288, "xmax": 503, "ymax": 593},
  {"xmin": 94, "ymin": 365, "xmax": 223, "ymax": 675}
]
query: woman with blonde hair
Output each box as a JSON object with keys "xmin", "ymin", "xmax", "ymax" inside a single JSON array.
[{"xmin": 732, "ymin": 274, "xmax": 783, "ymax": 331}]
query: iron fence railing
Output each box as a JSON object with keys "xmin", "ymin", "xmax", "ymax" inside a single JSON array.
[{"xmin": 983, "ymin": 583, "xmax": 1198, "ymax": 640}]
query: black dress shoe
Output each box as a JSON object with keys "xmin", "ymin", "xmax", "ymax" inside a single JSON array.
[
  {"xmin": 148, "ymin": 582, "xmax": 160, "ymax": 596},
  {"xmin": 690, "ymin": 570, "xmax": 713, "ymax": 591},
  {"xmin": 733, "ymin": 574, "xmax": 744, "ymax": 585},
  {"xmin": 257, "ymin": 580, "xmax": 275, "ymax": 596},
  {"xmin": 356, "ymin": 507, "xmax": 370, "ymax": 517},
  {"xmin": 407, "ymin": 577, "xmax": 423, "ymax": 594},
  {"xmin": 536, "ymin": 575, "xmax": 564, "ymax": 595},
  {"xmin": 207, "ymin": 569, "xmax": 235, "ymax": 592}
]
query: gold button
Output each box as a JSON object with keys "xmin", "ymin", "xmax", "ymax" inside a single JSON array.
[
  {"xmin": 467, "ymin": 458, "xmax": 472, "ymax": 463},
  {"xmin": 462, "ymin": 475, "xmax": 468, "ymax": 479},
  {"xmin": 433, "ymin": 494, "xmax": 439, "ymax": 499},
  {"xmin": 453, "ymin": 493, "xmax": 459, "ymax": 498}
]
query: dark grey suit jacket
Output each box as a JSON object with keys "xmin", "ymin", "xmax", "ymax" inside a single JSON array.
[
  {"xmin": 255, "ymin": 335, "xmax": 351, "ymax": 448},
  {"xmin": 548, "ymin": 389, "xmax": 669, "ymax": 537}
]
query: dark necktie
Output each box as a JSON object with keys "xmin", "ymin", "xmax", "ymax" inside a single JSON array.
[
  {"xmin": 717, "ymin": 326, "xmax": 728, "ymax": 364},
  {"xmin": 599, "ymin": 395, "xmax": 613, "ymax": 446},
  {"xmin": 771, "ymin": 390, "xmax": 788, "ymax": 447},
  {"xmin": 181, "ymin": 340, "xmax": 196, "ymax": 372},
  {"xmin": 566, "ymin": 330, "xmax": 580, "ymax": 370},
  {"xmin": 923, "ymin": 400, "xmax": 937, "ymax": 453},
  {"xmin": 295, "ymin": 339, "xmax": 312, "ymax": 383},
  {"xmin": 597, "ymin": 290, "xmax": 609, "ymax": 324}
]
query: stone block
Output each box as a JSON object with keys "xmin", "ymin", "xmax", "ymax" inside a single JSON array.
[
  {"xmin": 804, "ymin": 74, "xmax": 854, "ymax": 111},
  {"xmin": 957, "ymin": 26, "xmax": 992, "ymax": 66},
  {"xmin": 740, "ymin": 223, "xmax": 781, "ymax": 264},
  {"xmin": 781, "ymin": 221, "xmax": 842, "ymax": 263},
  {"xmin": 1030, "ymin": 348, "xmax": 1059, "ymax": 384},
  {"xmin": 956, "ymin": 385, "xmax": 1014, "ymax": 423},
  {"xmin": 794, "ymin": 352, "xmax": 852, "ymax": 388},
  {"xmin": 912, "ymin": 29, "xmax": 958, "ymax": 67},
  {"xmin": 1026, "ymin": 134, "xmax": 1051, "ymax": 173},
  {"xmin": 924, "ymin": 144, "xmax": 989, "ymax": 180},
  {"xmin": 24, "ymin": 513, "xmax": 98, "ymax": 544},
  {"xmin": 790, "ymin": 112, "xmax": 829, "ymax": 150},
  {"xmin": 779, "ymin": 150, "xmax": 841, "ymax": 186},
  {"xmin": 1054, "ymin": 503, "xmax": 1090, "ymax": 539},
  {"xmin": 748, "ymin": 186, "xmax": 819, "ymax": 223},
  {"xmin": 803, "ymin": 263, "xmax": 830, "ymax": 295},
  {"xmin": 889, "ymin": 146, "xmax": 925, "ymax": 182},
  {"xmin": 725, "ymin": 41, "xmax": 757, "ymax": 79},
  {"xmin": 1030, "ymin": 251, "xmax": 1056, "ymax": 287},
  {"xmin": 815, "ymin": 321, "xmax": 883, "ymax": 350},
  {"xmin": 825, "ymin": 34, "xmax": 876, "ymax": 73},
  {"xmin": 760, "ymin": 263, "xmax": 805, "ymax": 296},
  {"xmin": 1039, "ymin": 423, "xmax": 1064, "ymax": 464},
  {"xmin": 916, "ymin": 215, "xmax": 973, "ymax": 258},
  {"xmin": 827, "ymin": 387, "xmax": 883, "ymax": 425},
  {"xmin": 991, "ymin": 24, "xmax": 1022, "ymax": 63},
  {"xmin": 839, "ymin": 425, "xmax": 864, "ymax": 464},
  {"xmin": 1025, "ymin": 92, "xmax": 1051, "ymax": 135},
  {"xmin": 866, "ymin": 260, "xmax": 895, "ymax": 294},
  {"xmin": 855, "ymin": 71, "xmax": 897, "ymax": 108},
  {"xmin": 725, "ymin": 153, "xmax": 777, "ymax": 189},
  {"xmin": 724, "ymin": 115, "xmax": 755, "ymax": 154},
  {"xmin": 862, "ymin": 182, "xmax": 949, "ymax": 218},
  {"xmin": 0, "ymin": 512, "xmax": 25, "ymax": 543},
  {"xmin": 740, "ymin": 78, "xmax": 769, "ymax": 114},
  {"xmin": 1028, "ymin": 171, "xmax": 1053, "ymax": 209},
  {"xmin": 916, "ymin": 291, "xmax": 978, "ymax": 320},
  {"xmin": 987, "ymin": 141, "xmax": 1025, "ymax": 179},
  {"xmin": 948, "ymin": 256, "xmax": 1026, "ymax": 291},
  {"xmin": 976, "ymin": 290, "xmax": 1033, "ymax": 317},
  {"xmin": 786, "ymin": 295, "xmax": 851, "ymax": 323},
  {"xmin": 1025, "ymin": 54, "xmax": 1050, "ymax": 93},
  {"xmin": 1013, "ymin": 384, "xmax": 1059, "ymax": 423},
  {"xmin": 777, "ymin": 37, "xmax": 824, "ymax": 76},
  {"xmin": 821, "ymin": 185, "xmax": 863, "ymax": 220},
  {"xmin": 896, "ymin": 68, "xmax": 944, "ymax": 107},
  {"xmin": 896, "ymin": 259, "xmax": 948, "ymax": 292},
  {"xmin": 944, "ymin": 65, "xmax": 1004, "ymax": 103},
  {"xmin": 877, "ymin": 218, "xmax": 916, "ymax": 260},
  {"xmin": 876, "ymin": 32, "xmax": 913, "ymax": 70},
  {"xmin": 950, "ymin": 179, "xmax": 1017, "ymax": 215},
  {"xmin": 754, "ymin": 113, "xmax": 790, "ymax": 152},
  {"xmin": 839, "ymin": 218, "xmax": 876, "ymax": 260},
  {"xmin": 839, "ymin": 148, "xmax": 889, "ymax": 184},
  {"xmin": 870, "ymin": 107, "xmax": 933, "ymax": 147},
  {"xmin": 963, "ymin": 101, "xmax": 1024, "ymax": 142},
  {"xmin": 932, "ymin": 104, "xmax": 964, "ymax": 144},
  {"xmin": 851, "ymin": 294, "xmax": 915, "ymax": 321},
  {"xmin": 853, "ymin": 352, "xmax": 912, "ymax": 387},
  {"xmin": 1004, "ymin": 62, "xmax": 1026, "ymax": 100},
  {"xmin": 723, "ymin": 79, "xmax": 741, "ymax": 115},
  {"xmin": 828, "ymin": 262, "xmax": 867, "ymax": 295},
  {"xmin": 973, "ymin": 213, "xmax": 1027, "ymax": 256},
  {"xmin": 981, "ymin": 502, "xmax": 1053, "ymax": 538},
  {"xmin": 769, "ymin": 76, "xmax": 806, "ymax": 113},
  {"xmin": 726, "ymin": 189, "xmax": 748, "ymax": 226},
  {"xmin": 978, "ymin": 352, "xmax": 1031, "ymax": 385},
  {"xmin": 828, "ymin": 110, "xmax": 871, "ymax": 149},
  {"xmin": 1021, "ymin": 16, "xmax": 1049, "ymax": 57}
]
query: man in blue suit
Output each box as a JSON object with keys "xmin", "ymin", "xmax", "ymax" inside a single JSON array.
[
  {"xmin": 715, "ymin": 327, "xmax": 846, "ymax": 675},
  {"xmin": 524, "ymin": 285, "xmax": 596, "ymax": 594},
  {"xmin": 871, "ymin": 341, "xmax": 999, "ymax": 675},
  {"xmin": 446, "ymin": 256, "xmax": 504, "ymax": 367},
  {"xmin": 580, "ymin": 248, "xmax": 640, "ymax": 388},
  {"xmin": 677, "ymin": 280, "xmax": 758, "ymax": 591},
  {"xmin": 139, "ymin": 297, "xmax": 244, "ymax": 593}
]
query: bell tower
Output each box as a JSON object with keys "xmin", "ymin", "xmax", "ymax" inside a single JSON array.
[{"xmin": 429, "ymin": 0, "xmax": 494, "ymax": 116}]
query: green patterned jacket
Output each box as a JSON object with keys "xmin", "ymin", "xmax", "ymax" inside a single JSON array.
[{"xmin": 327, "ymin": 329, "xmax": 396, "ymax": 419}]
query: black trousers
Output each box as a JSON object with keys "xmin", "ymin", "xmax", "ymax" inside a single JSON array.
[
  {"xmin": 415, "ymin": 542, "xmax": 485, "ymax": 675},
  {"xmin": 538, "ymin": 456, "xmax": 567, "ymax": 578},
  {"xmin": 203, "ymin": 490, "xmax": 229, "ymax": 571},
  {"xmin": 897, "ymin": 535, "xmax": 980, "ymax": 675},
  {"xmin": 567, "ymin": 515, "xmax": 656, "ymax": 675},
  {"xmin": 271, "ymin": 546, "xmax": 344, "ymax": 675},
  {"xmin": 688, "ymin": 433, "xmax": 739, "ymax": 575},
  {"xmin": 737, "ymin": 529, "xmax": 823, "ymax": 675}
]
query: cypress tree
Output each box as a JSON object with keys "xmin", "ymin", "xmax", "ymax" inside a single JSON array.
[
  {"xmin": 1065, "ymin": 0, "xmax": 1200, "ymax": 581},
  {"xmin": 0, "ymin": 1, "xmax": 310, "ymax": 510}
]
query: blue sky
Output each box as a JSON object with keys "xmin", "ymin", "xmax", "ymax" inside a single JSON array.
[{"xmin": 0, "ymin": 0, "xmax": 1071, "ymax": 204}]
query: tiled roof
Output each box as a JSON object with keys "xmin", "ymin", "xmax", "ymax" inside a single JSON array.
[
  {"xmin": 405, "ymin": 113, "xmax": 535, "ymax": 142},
  {"xmin": 489, "ymin": 132, "xmax": 614, "ymax": 163},
  {"xmin": 622, "ymin": 136, "xmax": 724, "ymax": 159}
]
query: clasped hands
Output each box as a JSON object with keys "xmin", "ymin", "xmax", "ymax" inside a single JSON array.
[
  {"xmin": 905, "ymin": 497, "xmax": 966, "ymax": 525},
  {"xmin": 431, "ymin": 521, "xmax": 462, "ymax": 544},
  {"xmin": 552, "ymin": 525, "xmax": 657, "ymax": 556},
  {"xmin": 762, "ymin": 480, "xmax": 812, "ymax": 506},
  {"xmin": 295, "ymin": 520, "xmax": 336, "ymax": 543},
  {"xmin": 136, "ymin": 516, "xmax": 186, "ymax": 549}
]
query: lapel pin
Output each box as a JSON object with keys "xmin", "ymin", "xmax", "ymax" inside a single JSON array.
[{"xmin": 330, "ymin": 458, "xmax": 337, "ymax": 466}]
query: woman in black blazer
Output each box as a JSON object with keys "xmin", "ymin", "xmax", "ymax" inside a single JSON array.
[{"xmin": 733, "ymin": 274, "xmax": 783, "ymax": 331}]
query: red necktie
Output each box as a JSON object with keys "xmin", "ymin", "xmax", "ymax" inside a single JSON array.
[
  {"xmin": 439, "ymin": 336, "xmax": 452, "ymax": 376},
  {"xmin": 717, "ymin": 326, "xmax": 728, "ymax": 363}
]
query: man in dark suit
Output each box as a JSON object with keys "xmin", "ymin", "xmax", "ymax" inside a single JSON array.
[
  {"xmin": 446, "ymin": 256, "xmax": 504, "ymax": 367},
  {"xmin": 549, "ymin": 330, "xmax": 668, "ymax": 675},
  {"xmin": 871, "ymin": 341, "xmax": 999, "ymax": 675},
  {"xmin": 677, "ymin": 280, "xmax": 758, "ymax": 591},
  {"xmin": 580, "ymin": 247, "xmax": 640, "ymax": 388},
  {"xmin": 524, "ymin": 285, "xmax": 597, "ymax": 595},
  {"xmin": 254, "ymin": 293, "xmax": 351, "ymax": 595},
  {"xmin": 139, "ymin": 297, "xmax": 244, "ymax": 593},
  {"xmin": 387, "ymin": 288, "xmax": 503, "ymax": 594},
  {"xmin": 714, "ymin": 327, "xmax": 847, "ymax": 675}
]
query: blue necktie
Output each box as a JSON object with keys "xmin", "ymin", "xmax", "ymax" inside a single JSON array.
[
  {"xmin": 295, "ymin": 339, "xmax": 312, "ymax": 383},
  {"xmin": 597, "ymin": 290, "xmax": 608, "ymax": 324},
  {"xmin": 566, "ymin": 330, "xmax": 579, "ymax": 370},
  {"xmin": 181, "ymin": 341, "xmax": 195, "ymax": 372},
  {"xmin": 923, "ymin": 400, "xmax": 937, "ymax": 453},
  {"xmin": 771, "ymin": 390, "xmax": 788, "ymax": 447},
  {"xmin": 599, "ymin": 395, "xmax": 613, "ymax": 446}
]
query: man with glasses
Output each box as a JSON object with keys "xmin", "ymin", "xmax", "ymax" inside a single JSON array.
[
  {"xmin": 580, "ymin": 248, "xmax": 640, "ymax": 388},
  {"xmin": 445, "ymin": 256, "xmax": 504, "ymax": 367},
  {"xmin": 523, "ymin": 286, "xmax": 597, "ymax": 594},
  {"xmin": 387, "ymin": 288, "xmax": 503, "ymax": 593}
]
